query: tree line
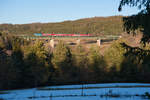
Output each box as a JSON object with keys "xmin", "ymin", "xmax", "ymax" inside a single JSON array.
[{"xmin": 0, "ymin": 32, "xmax": 150, "ymax": 90}]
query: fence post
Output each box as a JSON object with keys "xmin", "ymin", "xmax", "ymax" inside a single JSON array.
[
  {"xmin": 81, "ymin": 84, "xmax": 84, "ymax": 96},
  {"xmin": 50, "ymin": 93, "xmax": 52, "ymax": 100}
]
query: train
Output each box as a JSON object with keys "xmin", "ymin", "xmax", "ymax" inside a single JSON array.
[{"xmin": 34, "ymin": 33, "xmax": 92, "ymax": 37}]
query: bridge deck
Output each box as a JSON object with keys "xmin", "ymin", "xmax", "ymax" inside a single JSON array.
[{"xmin": 17, "ymin": 36, "xmax": 121, "ymax": 40}]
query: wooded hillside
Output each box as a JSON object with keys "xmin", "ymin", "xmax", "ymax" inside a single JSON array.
[{"xmin": 0, "ymin": 16, "xmax": 123, "ymax": 36}]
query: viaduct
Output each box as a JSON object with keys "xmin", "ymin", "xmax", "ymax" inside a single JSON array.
[{"xmin": 17, "ymin": 35, "xmax": 122, "ymax": 48}]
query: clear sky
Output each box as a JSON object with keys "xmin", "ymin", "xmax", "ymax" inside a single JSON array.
[{"xmin": 0, "ymin": 0, "xmax": 140, "ymax": 24}]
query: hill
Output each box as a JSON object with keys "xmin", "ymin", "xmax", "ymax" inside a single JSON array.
[{"xmin": 0, "ymin": 16, "xmax": 124, "ymax": 36}]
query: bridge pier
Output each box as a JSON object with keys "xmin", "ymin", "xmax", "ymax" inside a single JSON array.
[
  {"xmin": 97, "ymin": 39, "xmax": 101, "ymax": 46},
  {"xmin": 76, "ymin": 39, "xmax": 80, "ymax": 45},
  {"xmin": 50, "ymin": 39, "xmax": 55, "ymax": 48}
]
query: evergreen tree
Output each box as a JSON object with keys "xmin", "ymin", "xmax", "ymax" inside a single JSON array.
[
  {"xmin": 88, "ymin": 46, "xmax": 106, "ymax": 82},
  {"xmin": 52, "ymin": 41, "xmax": 74, "ymax": 83},
  {"xmin": 24, "ymin": 41, "xmax": 50, "ymax": 87},
  {"xmin": 9, "ymin": 38, "xmax": 24, "ymax": 88},
  {"xmin": 104, "ymin": 40, "xmax": 127, "ymax": 71},
  {"xmin": 73, "ymin": 45, "xmax": 89, "ymax": 83},
  {"xmin": 119, "ymin": 0, "xmax": 150, "ymax": 44},
  {"xmin": 0, "ymin": 48, "xmax": 9, "ymax": 89}
]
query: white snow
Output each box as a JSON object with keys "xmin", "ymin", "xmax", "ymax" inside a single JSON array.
[{"xmin": 0, "ymin": 83, "xmax": 150, "ymax": 100}]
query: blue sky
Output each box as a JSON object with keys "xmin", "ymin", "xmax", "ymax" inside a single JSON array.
[{"xmin": 0, "ymin": 0, "xmax": 140, "ymax": 24}]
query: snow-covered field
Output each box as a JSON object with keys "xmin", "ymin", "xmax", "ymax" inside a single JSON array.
[{"xmin": 0, "ymin": 83, "xmax": 150, "ymax": 100}]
